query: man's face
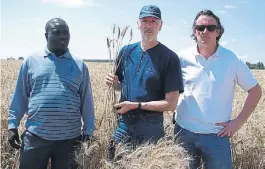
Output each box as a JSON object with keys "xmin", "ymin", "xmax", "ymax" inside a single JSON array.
[
  {"xmin": 137, "ymin": 16, "xmax": 162, "ymax": 42},
  {"xmin": 45, "ymin": 20, "xmax": 70, "ymax": 53},
  {"xmin": 194, "ymin": 15, "xmax": 220, "ymax": 47}
]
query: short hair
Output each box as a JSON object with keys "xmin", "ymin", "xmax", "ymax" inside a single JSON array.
[
  {"xmin": 191, "ymin": 9, "xmax": 224, "ymax": 43},
  {"xmin": 45, "ymin": 18, "xmax": 68, "ymax": 33}
]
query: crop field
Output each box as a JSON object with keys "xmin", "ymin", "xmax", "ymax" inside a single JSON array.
[{"xmin": 1, "ymin": 60, "xmax": 264, "ymax": 169}]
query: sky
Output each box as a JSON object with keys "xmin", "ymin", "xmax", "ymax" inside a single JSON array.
[{"xmin": 1, "ymin": 0, "xmax": 265, "ymax": 63}]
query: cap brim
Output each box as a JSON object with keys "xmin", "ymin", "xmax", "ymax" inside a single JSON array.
[{"xmin": 139, "ymin": 14, "xmax": 161, "ymax": 19}]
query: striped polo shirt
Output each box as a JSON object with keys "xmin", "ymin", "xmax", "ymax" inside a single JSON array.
[{"xmin": 8, "ymin": 48, "xmax": 95, "ymax": 140}]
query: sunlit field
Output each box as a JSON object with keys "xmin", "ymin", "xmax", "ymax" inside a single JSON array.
[{"xmin": 1, "ymin": 60, "xmax": 264, "ymax": 169}]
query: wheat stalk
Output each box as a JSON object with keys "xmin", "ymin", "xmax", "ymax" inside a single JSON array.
[
  {"xmin": 12, "ymin": 150, "xmax": 20, "ymax": 169},
  {"xmin": 95, "ymin": 25, "xmax": 133, "ymax": 162}
]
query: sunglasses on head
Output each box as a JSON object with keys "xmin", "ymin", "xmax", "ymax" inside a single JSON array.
[{"xmin": 195, "ymin": 25, "xmax": 219, "ymax": 32}]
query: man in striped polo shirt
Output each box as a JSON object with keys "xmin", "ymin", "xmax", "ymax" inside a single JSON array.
[{"xmin": 8, "ymin": 18, "xmax": 95, "ymax": 169}]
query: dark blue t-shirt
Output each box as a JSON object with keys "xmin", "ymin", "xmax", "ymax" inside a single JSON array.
[{"xmin": 116, "ymin": 42, "xmax": 184, "ymax": 113}]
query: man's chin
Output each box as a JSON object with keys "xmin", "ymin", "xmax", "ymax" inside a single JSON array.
[
  {"xmin": 52, "ymin": 48, "xmax": 67, "ymax": 54},
  {"xmin": 199, "ymin": 41, "xmax": 211, "ymax": 46},
  {"xmin": 143, "ymin": 36, "xmax": 155, "ymax": 42}
]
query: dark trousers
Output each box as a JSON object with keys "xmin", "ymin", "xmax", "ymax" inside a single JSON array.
[
  {"xmin": 108, "ymin": 113, "xmax": 164, "ymax": 160},
  {"xmin": 19, "ymin": 130, "xmax": 81, "ymax": 169},
  {"xmin": 114, "ymin": 113, "xmax": 164, "ymax": 145}
]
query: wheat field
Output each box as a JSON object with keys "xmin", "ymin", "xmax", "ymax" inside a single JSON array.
[{"xmin": 1, "ymin": 60, "xmax": 264, "ymax": 169}]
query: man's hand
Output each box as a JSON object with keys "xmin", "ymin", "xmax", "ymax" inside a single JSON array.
[
  {"xmin": 216, "ymin": 119, "xmax": 243, "ymax": 137},
  {"xmin": 81, "ymin": 135, "xmax": 91, "ymax": 142},
  {"xmin": 114, "ymin": 101, "xmax": 138, "ymax": 115},
  {"xmin": 8, "ymin": 129, "xmax": 21, "ymax": 149},
  {"xmin": 81, "ymin": 134, "xmax": 97, "ymax": 142},
  {"xmin": 105, "ymin": 73, "xmax": 119, "ymax": 86}
]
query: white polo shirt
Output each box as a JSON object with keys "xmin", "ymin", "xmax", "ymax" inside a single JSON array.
[{"xmin": 175, "ymin": 45, "xmax": 258, "ymax": 134}]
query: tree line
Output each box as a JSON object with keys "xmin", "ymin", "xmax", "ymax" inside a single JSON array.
[
  {"xmin": 5, "ymin": 57, "xmax": 265, "ymax": 70},
  {"xmin": 246, "ymin": 62, "xmax": 264, "ymax": 69}
]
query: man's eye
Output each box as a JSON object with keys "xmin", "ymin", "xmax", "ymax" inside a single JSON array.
[
  {"xmin": 63, "ymin": 31, "xmax": 70, "ymax": 35},
  {"xmin": 53, "ymin": 31, "xmax": 60, "ymax": 35}
]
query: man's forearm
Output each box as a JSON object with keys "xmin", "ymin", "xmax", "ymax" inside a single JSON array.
[
  {"xmin": 236, "ymin": 84, "xmax": 262, "ymax": 125},
  {"xmin": 141, "ymin": 91, "xmax": 179, "ymax": 112},
  {"xmin": 8, "ymin": 60, "xmax": 30, "ymax": 129},
  {"xmin": 81, "ymin": 98, "xmax": 95, "ymax": 135},
  {"xmin": 114, "ymin": 91, "xmax": 179, "ymax": 114},
  {"xmin": 141, "ymin": 100, "xmax": 177, "ymax": 112}
]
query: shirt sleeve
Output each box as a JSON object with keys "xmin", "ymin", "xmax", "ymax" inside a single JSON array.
[
  {"xmin": 235, "ymin": 58, "xmax": 258, "ymax": 91},
  {"xmin": 8, "ymin": 59, "xmax": 30, "ymax": 129},
  {"xmin": 79, "ymin": 62, "xmax": 95, "ymax": 135},
  {"xmin": 115, "ymin": 45, "xmax": 127, "ymax": 82},
  {"xmin": 164, "ymin": 53, "xmax": 184, "ymax": 94}
]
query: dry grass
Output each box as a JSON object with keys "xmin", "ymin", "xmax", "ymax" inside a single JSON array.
[
  {"xmin": 1, "ymin": 60, "xmax": 264, "ymax": 169},
  {"xmin": 230, "ymin": 70, "xmax": 265, "ymax": 169},
  {"xmin": 75, "ymin": 138, "xmax": 191, "ymax": 169},
  {"xmin": 101, "ymin": 138, "xmax": 192, "ymax": 169}
]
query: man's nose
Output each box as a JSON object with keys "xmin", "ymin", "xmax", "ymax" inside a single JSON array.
[
  {"xmin": 145, "ymin": 24, "xmax": 152, "ymax": 29},
  {"xmin": 59, "ymin": 32, "xmax": 69, "ymax": 39},
  {"xmin": 145, "ymin": 25, "xmax": 152, "ymax": 29},
  {"xmin": 203, "ymin": 27, "xmax": 209, "ymax": 33},
  {"xmin": 146, "ymin": 21, "xmax": 153, "ymax": 26}
]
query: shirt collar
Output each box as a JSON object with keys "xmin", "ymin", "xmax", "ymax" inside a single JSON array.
[
  {"xmin": 43, "ymin": 47, "xmax": 72, "ymax": 59},
  {"xmin": 193, "ymin": 44, "xmax": 223, "ymax": 58}
]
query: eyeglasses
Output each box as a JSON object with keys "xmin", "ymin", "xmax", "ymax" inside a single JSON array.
[{"xmin": 195, "ymin": 25, "xmax": 219, "ymax": 32}]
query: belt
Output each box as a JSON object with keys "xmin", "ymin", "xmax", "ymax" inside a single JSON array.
[{"xmin": 121, "ymin": 111, "xmax": 163, "ymax": 120}]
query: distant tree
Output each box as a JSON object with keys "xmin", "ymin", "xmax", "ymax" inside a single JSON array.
[
  {"xmin": 257, "ymin": 62, "xmax": 264, "ymax": 69},
  {"xmin": 245, "ymin": 61, "xmax": 265, "ymax": 69},
  {"xmin": 18, "ymin": 57, "xmax": 24, "ymax": 60},
  {"xmin": 246, "ymin": 62, "xmax": 251, "ymax": 68},
  {"xmin": 261, "ymin": 62, "xmax": 264, "ymax": 69},
  {"xmin": 7, "ymin": 57, "xmax": 15, "ymax": 60}
]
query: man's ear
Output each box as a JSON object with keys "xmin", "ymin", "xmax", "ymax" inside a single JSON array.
[
  {"xmin": 193, "ymin": 28, "xmax": 197, "ymax": 35},
  {"xmin": 159, "ymin": 20, "xmax": 163, "ymax": 31},
  {"xmin": 216, "ymin": 28, "xmax": 221, "ymax": 37},
  {"xmin": 137, "ymin": 20, "xmax": 140, "ymax": 30},
  {"xmin": 45, "ymin": 33, "xmax": 48, "ymax": 41}
]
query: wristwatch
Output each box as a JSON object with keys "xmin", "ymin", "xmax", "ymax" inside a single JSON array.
[{"xmin": 138, "ymin": 102, "xmax": 142, "ymax": 109}]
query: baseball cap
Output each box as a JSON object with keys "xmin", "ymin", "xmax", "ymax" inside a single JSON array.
[{"xmin": 139, "ymin": 5, "xmax": 162, "ymax": 20}]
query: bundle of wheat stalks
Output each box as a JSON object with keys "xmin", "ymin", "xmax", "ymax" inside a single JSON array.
[
  {"xmin": 75, "ymin": 25, "xmax": 133, "ymax": 168},
  {"xmin": 99, "ymin": 24, "xmax": 133, "ymax": 144}
]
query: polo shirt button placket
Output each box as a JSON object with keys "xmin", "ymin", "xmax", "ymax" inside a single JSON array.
[
  {"xmin": 137, "ymin": 53, "xmax": 145, "ymax": 73},
  {"xmin": 202, "ymin": 64, "xmax": 207, "ymax": 70},
  {"xmin": 203, "ymin": 60, "xmax": 210, "ymax": 71}
]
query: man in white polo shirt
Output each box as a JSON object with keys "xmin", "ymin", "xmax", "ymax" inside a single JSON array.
[{"xmin": 174, "ymin": 9, "xmax": 262, "ymax": 169}]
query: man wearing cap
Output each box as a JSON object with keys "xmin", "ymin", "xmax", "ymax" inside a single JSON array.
[
  {"xmin": 174, "ymin": 10, "xmax": 262, "ymax": 169},
  {"xmin": 105, "ymin": 5, "xmax": 184, "ymax": 158}
]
